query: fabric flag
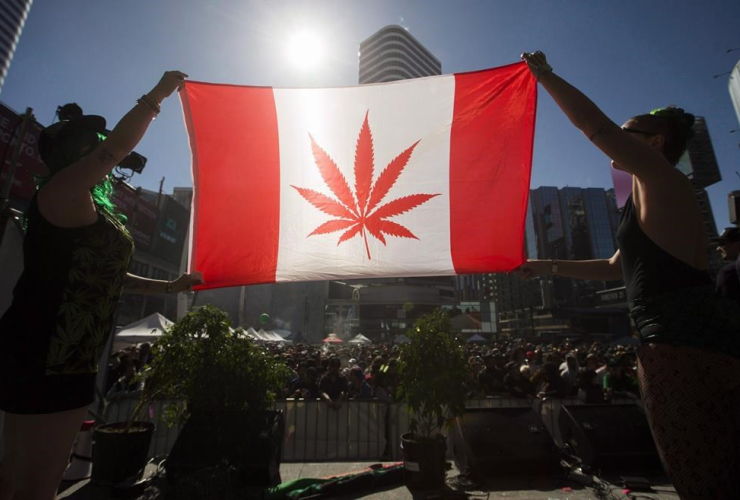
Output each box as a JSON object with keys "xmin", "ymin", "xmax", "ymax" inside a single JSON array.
[{"xmin": 181, "ymin": 62, "xmax": 537, "ymax": 290}]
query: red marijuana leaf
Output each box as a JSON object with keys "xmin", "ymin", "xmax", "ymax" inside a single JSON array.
[{"xmin": 291, "ymin": 111, "xmax": 439, "ymax": 260}]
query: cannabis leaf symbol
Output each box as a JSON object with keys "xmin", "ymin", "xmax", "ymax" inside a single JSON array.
[{"xmin": 292, "ymin": 111, "xmax": 439, "ymax": 260}]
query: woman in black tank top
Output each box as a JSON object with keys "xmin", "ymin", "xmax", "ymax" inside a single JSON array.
[
  {"xmin": 0, "ymin": 72, "xmax": 204, "ymax": 500},
  {"xmin": 518, "ymin": 52, "xmax": 740, "ymax": 500}
]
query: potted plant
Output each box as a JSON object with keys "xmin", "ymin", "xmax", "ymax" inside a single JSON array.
[
  {"xmin": 91, "ymin": 349, "xmax": 164, "ymax": 486},
  {"xmin": 396, "ymin": 309, "xmax": 468, "ymax": 492},
  {"xmin": 90, "ymin": 402, "xmax": 156, "ymax": 486},
  {"xmin": 144, "ymin": 305, "xmax": 290, "ymax": 486}
]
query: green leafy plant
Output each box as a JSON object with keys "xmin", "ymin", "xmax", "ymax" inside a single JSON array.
[
  {"xmin": 396, "ymin": 309, "xmax": 468, "ymax": 439},
  {"xmin": 133, "ymin": 305, "xmax": 289, "ymax": 426}
]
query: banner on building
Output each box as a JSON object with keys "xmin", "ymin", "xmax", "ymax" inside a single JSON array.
[
  {"xmin": 0, "ymin": 102, "xmax": 47, "ymax": 209},
  {"xmin": 111, "ymin": 182, "xmax": 159, "ymax": 250}
]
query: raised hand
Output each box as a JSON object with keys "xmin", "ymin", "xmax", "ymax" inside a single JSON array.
[
  {"xmin": 150, "ymin": 70, "xmax": 189, "ymax": 101},
  {"xmin": 516, "ymin": 260, "xmax": 550, "ymax": 279},
  {"xmin": 173, "ymin": 271, "xmax": 204, "ymax": 292},
  {"xmin": 520, "ymin": 51, "xmax": 552, "ymax": 80}
]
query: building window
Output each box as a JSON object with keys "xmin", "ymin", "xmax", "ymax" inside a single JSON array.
[
  {"xmin": 129, "ymin": 260, "xmax": 149, "ymax": 277},
  {"xmin": 150, "ymin": 267, "xmax": 171, "ymax": 281}
]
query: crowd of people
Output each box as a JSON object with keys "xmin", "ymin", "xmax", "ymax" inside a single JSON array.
[{"xmin": 244, "ymin": 338, "xmax": 642, "ymax": 408}]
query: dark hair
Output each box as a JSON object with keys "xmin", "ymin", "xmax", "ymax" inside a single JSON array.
[{"xmin": 631, "ymin": 106, "xmax": 695, "ymax": 166}]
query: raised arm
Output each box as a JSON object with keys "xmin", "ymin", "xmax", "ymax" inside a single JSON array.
[
  {"xmin": 521, "ymin": 52, "xmax": 674, "ymax": 182},
  {"xmin": 41, "ymin": 71, "xmax": 187, "ymax": 215},
  {"xmin": 519, "ymin": 250, "xmax": 622, "ymax": 282}
]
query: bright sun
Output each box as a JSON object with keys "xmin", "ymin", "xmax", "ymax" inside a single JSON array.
[{"xmin": 286, "ymin": 30, "xmax": 325, "ymax": 71}]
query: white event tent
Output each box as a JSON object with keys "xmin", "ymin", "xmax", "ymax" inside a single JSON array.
[
  {"xmin": 243, "ymin": 327, "xmax": 290, "ymax": 342},
  {"xmin": 348, "ymin": 334, "xmax": 372, "ymax": 344},
  {"xmin": 113, "ymin": 313, "xmax": 173, "ymax": 351}
]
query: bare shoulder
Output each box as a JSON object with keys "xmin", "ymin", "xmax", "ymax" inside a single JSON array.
[
  {"xmin": 634, "ymin": 172, "xmax": 705, "ymax": 266},
  {"xmin": 636, "ymin": 169, "xmax": 696, "ymax": 211}
]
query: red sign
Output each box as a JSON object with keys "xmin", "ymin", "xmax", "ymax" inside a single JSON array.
[
  {"xmin": 111, "ymin": 182, "xmax": 159, "ymax": 250},
  {"xmin": 0, "ymin": 102, "xmax": 48, "ymax": 206}
]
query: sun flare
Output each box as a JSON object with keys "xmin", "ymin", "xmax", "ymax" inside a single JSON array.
[{"xmin": 286, "ymin": 30, "xmax": 325, "ymax": 71}]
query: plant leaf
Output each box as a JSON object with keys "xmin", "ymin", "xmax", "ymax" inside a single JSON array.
[
  {"xmin": 354, "ymin": 112, "xmax": 374, "ymax": 216},
  {"xmin": 370, "ymin": 194, "xmax": 439, "ymax": 220},
  {"xmin": 309, "ymin": 134, "xmax": 358, "ymax": 215},
  {"xmin": 366, "ymin": 141, "xmax": 419, "ymax": 214},
  {"xmin": 364, "ymin": 216, "xmax": 387, "ymax": 245},
  {"xmin": 337, "ymin": 224, "xmax": 363, "ymax": 245},
  {"xmin": 295, "ymin": 113, "xmax": 439, "ymax": 257},
  {"xmin": 291, "ymin": 186, "xmax": 358, "ymax": 220},
  {"xmin": 308, "ymin": 219, "xmax": 358, "ymax": 236},
  {"xmin": 377, "ymin": 219, "xmax": 419, "ymax": 240}
]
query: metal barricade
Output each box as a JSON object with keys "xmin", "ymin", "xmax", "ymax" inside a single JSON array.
[
  {"xmin": 96, "ymin": 396, "xmax": 639, "ymax": 461},
  {"xmin": 277, "ymin": 399, "xmax": 388, "ymax": 462}
]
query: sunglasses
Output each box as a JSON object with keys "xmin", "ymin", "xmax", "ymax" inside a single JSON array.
[{"xmin": 622, "ymin": 127, "xmax": 657, "ymax": 136}]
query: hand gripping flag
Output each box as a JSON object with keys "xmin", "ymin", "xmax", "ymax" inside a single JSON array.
[{"xmin": 181, "ymin": 62, "xmax": 537, "ymax": 290}]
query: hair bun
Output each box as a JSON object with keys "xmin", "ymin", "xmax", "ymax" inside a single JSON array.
[{"xmin": 650, "ymin": 106, "xmax": 695, "ymax": 140}]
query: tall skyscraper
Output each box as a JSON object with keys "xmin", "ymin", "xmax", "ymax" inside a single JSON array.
[
  {"xmin": 359, "ymin": 25, "xmax": 441, "ymax": 84},
  {"xmin": 725, "ymin": 61, "xmax": 740, "ymax": 228},
  {"xmin": 673, "ymin": 116, "xmax": 724, "ymax": 273},
  {"xmin": 729, "ymin": 58, "xmax": 740, "ymax": 129},
  {"xmin": 0, "ymin": 0, "xmax": 32, "ymax": 96},
  {"xmin": 492, "ymin": 186, "xmax": 626, "ymax": 337},
  {"xmin": 676, "ymin": 117, "xmax": 721, "ymax": 189},
  {"xmin": 527, "ymin": 186, "xmax": 622, "ymax": 306}
]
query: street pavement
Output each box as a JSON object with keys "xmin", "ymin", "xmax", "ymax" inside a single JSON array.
[{"xmin": 58, "ymin": 462, "xmax": 677, "ymax": 500}]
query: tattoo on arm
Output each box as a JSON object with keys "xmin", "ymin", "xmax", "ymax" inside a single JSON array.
[
  {"xmin": 588, "ymin": 122, "xmax": 616, "ymax": 142},
  {"xmin": 96, "ymin": 147, "xmax": 119, "ymax": 165}
]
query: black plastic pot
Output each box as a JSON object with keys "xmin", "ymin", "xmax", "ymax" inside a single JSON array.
[
  {"xmin": 401, "ymin": 432, "xmax": 447, "ymax": 491},
  {"xmin": 165, "ymin": 409, "xmax": 284, "ymax": 487},
  {"xmin": 90, "ymin": 421, "xmax": 154, "ymax": 486}
]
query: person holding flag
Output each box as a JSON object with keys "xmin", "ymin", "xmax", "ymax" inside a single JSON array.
[
  {"xmin": 519, "ymin": 51, "xmax": 740, "ymax": 499},
  {"xmin": 0, "ymin": 71, "xmax": 203, "ymax": 499}
]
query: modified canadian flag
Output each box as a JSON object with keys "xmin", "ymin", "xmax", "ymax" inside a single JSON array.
[{"xmin": 181, "ymin": 62, "xmax": 537, "ymax": 290}]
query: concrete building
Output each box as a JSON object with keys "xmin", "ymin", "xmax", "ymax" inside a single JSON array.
[
  {"xmin": 359, "ymin": 25, "xmax": 441, "ymax": 84},
  {"xmin": 115, "ymin": 184, "xmax": 191, "ymax": 325},
  {"xmin": 725, "ymin": 60, "xmax": 740, "ymax": 227},
  {"xmin": 0, "ymin": 0, "xmax": 32, "ymax": 96},
  {"xmin": 674, "ymin": 116, "xmax": 724, "ymax": 273},
  {"xmin": 729, "ymin": 58, "xmax": 740, "ymax": 129}
]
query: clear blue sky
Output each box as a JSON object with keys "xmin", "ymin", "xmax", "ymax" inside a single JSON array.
[{"xmin": 3, "ymin": 1, "xmax": 740, "ymax": 226}]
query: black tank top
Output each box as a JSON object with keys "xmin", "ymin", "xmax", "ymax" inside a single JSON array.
[
  {"xmin": 616, "ymin": 196, "xmax": 710, "ymax": 302},
  {"xmin": 0, "ymin": 194, "xmax": 134, "ymax": 376}
]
